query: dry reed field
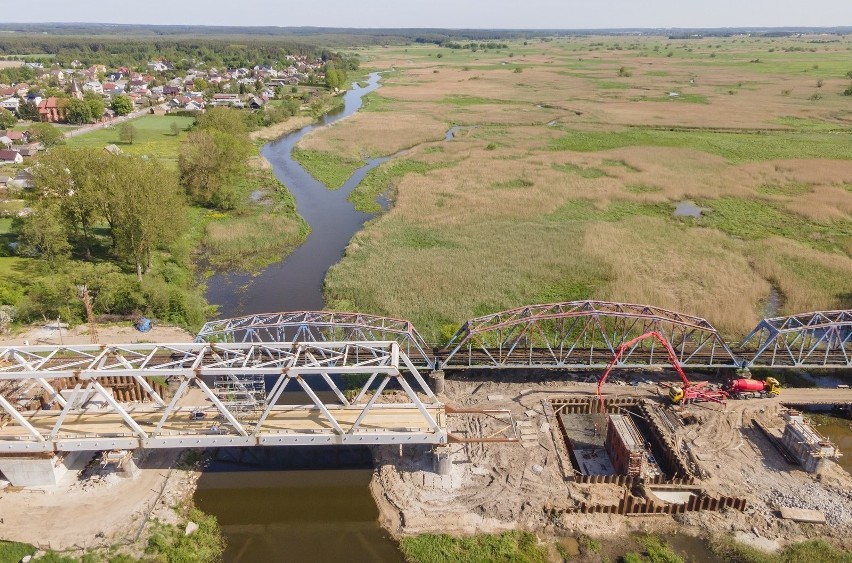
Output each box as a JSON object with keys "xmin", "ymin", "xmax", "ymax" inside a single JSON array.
[{"xmin": 319, "ymin": 36, "xmax": 852, "ymax": 341}]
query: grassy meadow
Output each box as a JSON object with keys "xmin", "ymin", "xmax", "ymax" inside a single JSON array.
[
  {"xmin": 66, "ymin": 115, "xmax": 195, "ymax": 167},
  {"xmin": 315, "ymin": 35, "xmax": 852, "ymax": 341}
]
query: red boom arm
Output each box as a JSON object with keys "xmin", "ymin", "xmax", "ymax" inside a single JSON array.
[{"xmin": 596, "ymin": 331, "xmax": 689, "ymax": 412}]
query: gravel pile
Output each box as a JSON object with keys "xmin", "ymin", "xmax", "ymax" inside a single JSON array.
[{"xmin": 764, "ymin": 484, "xmax": 852, "ymax": 527}]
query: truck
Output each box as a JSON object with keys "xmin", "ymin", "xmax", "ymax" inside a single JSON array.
[{"xmin": 724, "ymin": 377, "xmax": 780, "ymax": 400}]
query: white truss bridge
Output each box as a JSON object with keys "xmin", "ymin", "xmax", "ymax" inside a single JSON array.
[{"xmin": 0, "ymin": 341, "xmax": 446, "ymax": 454}]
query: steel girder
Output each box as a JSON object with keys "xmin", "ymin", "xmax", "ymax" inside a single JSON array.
[
  {"xmin": 740, "ymin": 310, "xmax": 852, "ymax": 368},
  {"xmin": 0, "ymin": 341, "xmax": 445, "ymax": 453},
  {"xmin": 437, "ymin": 300, "xmax": 739, "ymax": 369},
  {"xmin": 195, "ymin": 311, "xmax": 434, "ymax": 368}
]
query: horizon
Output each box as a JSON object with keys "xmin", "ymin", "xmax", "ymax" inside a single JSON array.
[{"xmin": 2, "ymin": 0, "xmax": 851, "ymax": 30}]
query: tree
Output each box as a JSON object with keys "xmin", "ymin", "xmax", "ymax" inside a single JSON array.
[
  {"xmin": 119, "ymin": 122, "xmax": 137, "ymax": 144},
  {"xmin": 84, "ymin": 92, "xmax": 105, "ymax": 122},
  {"xmin": 170, "ymin": 121, "xmax": 181, "ymax": 136},
  {"xmin": 66, "ymin": 98, "xmax": 93, "ymax": 125},
  {"xmin": 196, "ymin": 107, "xmax": 247, "ymax": 136},
  {"xmin": 111, "ymin": 94, "xmax": 133, "ymax": 116},
  {"xmin": 0, "ymin": 108, "xmax": 15, "ymax": 129},
  {"xmin": 17, "ymin": 101, "xmax": 40, "ymax": 122},
  {"xmin": 13, "ymin": 202, "xmax": 71, "ymax": 266},
  {"xmin": 28, "ymin": 122, "xmax": 65, "ymax": 147},
  {"xmin": 32, "ymin": 147, "xmax": 105, "ymax": 258},
  {"xmin": 178, "ymin": 129, "xmax": 250, "ymax": 210},
  {"xmin": 108, "ymin": 157, "xmax": 187, "ymax": 280}
]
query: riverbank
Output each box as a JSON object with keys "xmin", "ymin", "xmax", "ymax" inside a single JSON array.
[{"xmin": 0, "ymin": 449, "xmax": 213, "ymax": 559}]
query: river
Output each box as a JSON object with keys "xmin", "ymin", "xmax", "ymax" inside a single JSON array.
[
  {"xmin": 204, "ymin": 72, "xmax": 388, "ymax": 317},
  {"xmin": 197, "ymin": 73, "xmax": 404, "ymax": 563}
]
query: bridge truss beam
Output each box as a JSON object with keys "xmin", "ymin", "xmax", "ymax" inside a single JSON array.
[
  {"xmin": 438, "ymin": 300, "xmax": 740, "ymax": 369},
  {"xmin": 0, "ymin": 341, "xmax": 445, "ymax": 453},
  {"xmin": 195, "ymin": 311, "xmax": 434, "ymax": 369},
  {"xmin": 741, "ymin": 310, "xmax": 852, "ymax": 368}
]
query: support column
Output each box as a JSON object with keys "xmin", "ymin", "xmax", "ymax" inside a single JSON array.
[
  {"xmin": 430, "ymin": 370, "xmax": 445, "ymax": 394},
  {"xmin": 433, "ymin": 445, "xmax": 451, "ymax": 475},
  {"xmin": 0, "ymin": 451, "xmax": 92, "ymax": 487}
]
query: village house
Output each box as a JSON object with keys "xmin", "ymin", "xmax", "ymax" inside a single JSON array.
[
  {"xmin": 211, "ymin": 93, "xmax": 241, "ymax": 107},
  {"xmin": 37, "ymin": 97, "xmax": 66, "ymax": 122},
  {"xmin": 1, "ymin": 131, "xmax": 27, "ymax": 144},
  {"xmin": 15, "ymin": 146, "xmax": 38, "ymax": 158},
  {"xmin": 83, "ymin": 81, "xmax": 104, "ymax": 94},
  {"xmin": 49, "ymin": 69, "xmax": 67, "ymax": 85},
  {"xmin": 0, "ymin": 150, "xmax": 23, "ymax": 165},
  {"xmin": 0, "ymin": 97, "xmax": 19, "ymax": 113},
  {"xmin": 10, "ymin": 169, "xmax": 33, "ymax": 190},
  {"xmin": 0, "ymin": 87, "xmax": 15, "ymax": 98}
]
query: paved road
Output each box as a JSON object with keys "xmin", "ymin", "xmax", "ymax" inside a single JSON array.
[{"xmin": 776, "ymin": 387, "xmax": 852, "ymax": 404}]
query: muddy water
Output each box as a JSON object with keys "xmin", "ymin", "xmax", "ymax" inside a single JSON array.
[
  {"xmin": 194, "ymin": 451, "xmax": 404, "ymax": 563},
  {"xmin": 814, "ymin": 413, "xmax": 852, "ymax": 473},
  {"xmin": 197, "ymin": 73, "xmax": 405, "ymax": 563}
]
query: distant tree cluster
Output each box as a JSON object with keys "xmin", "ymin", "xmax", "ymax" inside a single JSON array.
[
  {"xmin": 0, "ymin": 36, "xmax": 320, "ymax": 70},
  {"xmin": 442, "ymin": 41, "xmax": 509, "ymax": 50}
]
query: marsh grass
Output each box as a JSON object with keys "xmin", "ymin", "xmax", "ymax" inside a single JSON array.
[
  {"xmin": 552, "ymin": 162, "xmax": 608, "ymax": 178},
  {"xmin": 549, "ymin": 128, "xmax": 852, "ymax": 162},
  {"xmin": 291, "ymin": 147, "xmax": 363, "ymax": 189},
  {"xmin": 349, "ymin": 158, "xmax": 457, "ymax": 213},
  {"xmin": 398, "ymin": 531, "xmax": 547, "ymax": 563},
  {"xmin": 318, "ymin": 38, "xmax": 852, "ymax": 339},
  {"xmin": 490, "ymin": 178, "xmax": 535, "ymax": 189},
  {"xmin": 711, "ymin": 537, "xmax": 852, "ymax": 563}
]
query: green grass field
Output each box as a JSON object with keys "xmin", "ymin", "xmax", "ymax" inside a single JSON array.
[{"xmin": 67, "ymin": 115, "xmax": 196, "ymax": 165}]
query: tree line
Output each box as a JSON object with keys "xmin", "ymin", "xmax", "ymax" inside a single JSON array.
[{"xmin": 0, "ymin": 36, "xmax": 321, "ymax": 70}]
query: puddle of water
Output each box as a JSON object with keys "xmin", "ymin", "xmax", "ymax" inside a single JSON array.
[{"xmin": 674, "ymin": 200, "xmax": 702, "ymax": 218}]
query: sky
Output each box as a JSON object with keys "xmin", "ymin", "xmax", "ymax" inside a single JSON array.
[{"xmin": 9, "ymin": 0, "xmax": 852, "ymax": 29}]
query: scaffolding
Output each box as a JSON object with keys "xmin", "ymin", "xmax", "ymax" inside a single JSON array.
[{"xmin": 213, "ymin": 375, "xmax": 267, "ymax": 419}]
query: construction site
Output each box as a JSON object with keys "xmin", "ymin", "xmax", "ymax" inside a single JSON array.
[
  {"xmin": 0, "ymin": 307, "xmax": 850, "ymax": 556},
  {"xmin": 373, "ymin": 374, "xmax": 851, "ymax": 551}
]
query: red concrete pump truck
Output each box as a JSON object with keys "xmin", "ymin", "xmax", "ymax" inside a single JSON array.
[{"xmin": 595, "ymin": 331, "xmax": 780, "ymax": 411}]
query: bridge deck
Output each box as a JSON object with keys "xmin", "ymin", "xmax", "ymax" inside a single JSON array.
[{"xmin": 0, "ymin": 406, "xmax": 446, "ymax": 452}]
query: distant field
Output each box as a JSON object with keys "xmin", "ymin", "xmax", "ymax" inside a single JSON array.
[
  {"xmin": 318, "ymin": 35, "xmax": 852, "ymax": 341},
  {"xmin": 0, "ymin": 60, "xmax": 24, "ymax": 68},
  {"xmin": 67, "ymin": 115, "xmax": 196, "ymax": 166}
]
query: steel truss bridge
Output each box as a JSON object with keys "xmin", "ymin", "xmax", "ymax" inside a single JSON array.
[
  {"xmin": 0, "ymin": 302, "xmax": 849, "ymax": 453},
  {"xmin": 0, "ymin": 341, "xmax": 445, "ymax": 453},
  {"xmin": 195, "ymin": 304, "xmax": 852, "ymax": 370}
]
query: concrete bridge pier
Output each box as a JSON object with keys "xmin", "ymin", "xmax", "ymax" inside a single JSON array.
[
  {"xmin": 433, "ymin": 446, "xmax": 452, "ymax": 475},
  {"xmin": 430, "ymin": 370, "xmax": 446, "ymax": 394},
  {"xmin": 0, "ymin": 451, "xmax": 93, "ymax": 487}
]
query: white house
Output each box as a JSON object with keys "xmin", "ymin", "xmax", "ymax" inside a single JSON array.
[
  {"xmin": 0, "ymin": 150, "xmax": 23, "ymax": 165},
  {"xmin": 83, "ymin": 81, "xmax": 104, "ymax": 94},
  {"xmin": 0, "ymin": 97, "xmax": 19, "ymax": 113}
]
